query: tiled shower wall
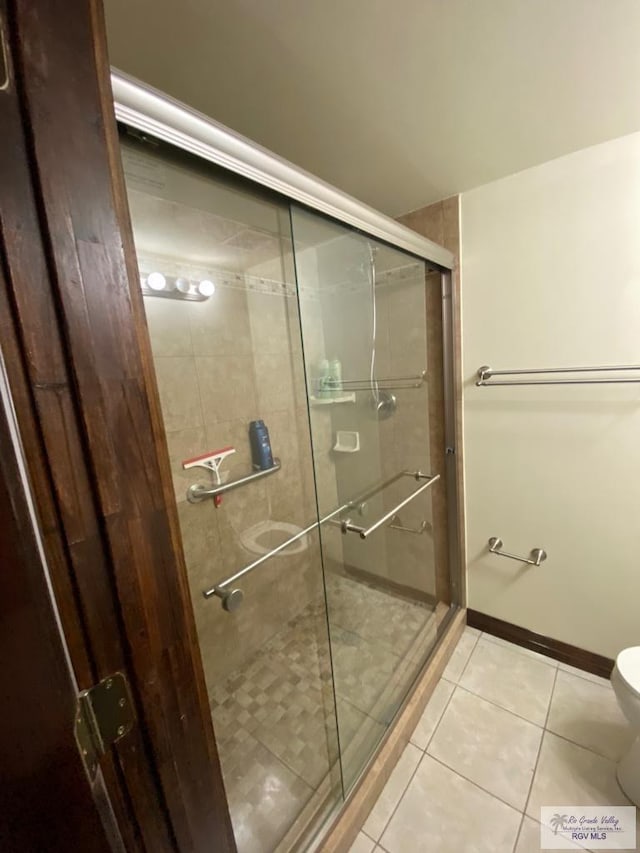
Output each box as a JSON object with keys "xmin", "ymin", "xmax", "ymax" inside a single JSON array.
[
  {"xmin": 312, "ymin": 254, "xmax": 438, "ymax": 600},
  {"xmin": 398, "ymin": 195, "xmax": 463, "ymax": 603},
  {"xmin": 145, "ymin": 271, "xmax": 326, "ymax": 688}
]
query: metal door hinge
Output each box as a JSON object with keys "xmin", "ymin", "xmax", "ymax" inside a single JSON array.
[{"xmin": 75, "ymin": 672, "xmax": 135, "ymax": 782}]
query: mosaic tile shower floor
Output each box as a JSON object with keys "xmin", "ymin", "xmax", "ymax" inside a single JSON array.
[{"xmin": 210, "ymin": 573, "xmax": 436, "ymax": 853}]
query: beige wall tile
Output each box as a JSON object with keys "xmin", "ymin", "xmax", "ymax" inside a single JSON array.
[
  {"xmin": 165, "ymin": 426, "xmax": 207, "ymax": 503},
  {"xmin": 196, "ymin": 355, "xmax": 257, "ymax": 424},
  {"xmin": 397, "ymin": 202, "xmax": 444, "ymax": 247},
  {"xmin": 441, "ymin": 195, "xmax": 461, "ymax": 257},
  {"xmin": 177, "ymin": 498, "xmax": 219, "ymax": 569},
  {"xmin": 189, "ymin": 285, "xmax": 253, "ymax": 357},
  {"xmin": 204, "ymin": 419, "xmax": 252, "ymax": 479},
  {"xmin": 254, "ymin": 352, "xmax": 297, "ymax": 415},
  {"xmin": 387, "ymin": 278, "xmax": 427, "ymax": 376},
  {"xmin": 155, "ymin": 356, "xmax": 203, "ymax": 432},
  {"xmin": 248, "ymin": 291, "xmax": 297, "ymax": 355},
  {"xmin": 144, "ymin": 296, "xmax": 193, "ymax": 357}
]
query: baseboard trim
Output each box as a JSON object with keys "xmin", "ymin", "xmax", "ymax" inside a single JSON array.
[
  {"xmin": 341, "ymin": 562, "xmax": 437, "ymax": 607},
  {"xmin": 467, "ymin": 610, "xmax": 614, "ymax": 679}
]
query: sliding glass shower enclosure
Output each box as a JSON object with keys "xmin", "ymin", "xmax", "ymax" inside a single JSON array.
[{"xmin": 115, "ymin": 71, "xmax": 459, "ymax": 853}]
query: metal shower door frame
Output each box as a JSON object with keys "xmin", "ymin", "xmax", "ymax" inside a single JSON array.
[{"xmin": 109, "ymin": 68, "xmax": 464, "ymax": 613}]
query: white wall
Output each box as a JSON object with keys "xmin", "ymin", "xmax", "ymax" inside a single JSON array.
[{"xmin": 461, "ymin": 133, "xmax": 640, "ymax": 659}]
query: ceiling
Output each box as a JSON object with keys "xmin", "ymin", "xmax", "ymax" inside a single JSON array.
[{"xmin": 104, "ymin": 0, "xmax": 640, "ymax": 217}]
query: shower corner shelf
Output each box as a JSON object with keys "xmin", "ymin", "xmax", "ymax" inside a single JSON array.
[{"xmin": 309, "ymin": 393, "xmax": 356, "ymax": 406}]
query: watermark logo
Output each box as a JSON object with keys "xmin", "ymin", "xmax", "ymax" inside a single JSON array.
[{"xmin": 541, "ymin": 807, "xmax": 636, "ymax": 850}]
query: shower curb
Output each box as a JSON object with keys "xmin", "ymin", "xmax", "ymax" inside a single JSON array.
[{"xmin": 316, "ymin": 607, "xmax": 466, "ymax": 853}]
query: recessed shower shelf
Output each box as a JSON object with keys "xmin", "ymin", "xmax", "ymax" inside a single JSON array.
[{"xmin": 309, "ymin": 393, "xmax": 356, "ymax": 406}]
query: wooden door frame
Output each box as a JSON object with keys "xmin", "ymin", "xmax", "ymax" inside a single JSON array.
[{"xmin": 0, "ymin": 1, "xmax": 235, "ymax": 850}]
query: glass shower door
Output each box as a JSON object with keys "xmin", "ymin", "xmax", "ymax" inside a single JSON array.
[
  {"xmin": 120, "ymin": 121, "xmax": 451, "ymax": 850},
  {"xmin": 291, "ymin": 206, "xmax": 444, "ymax": 789},
  {"xmin": 119, "ymin": 134, "xmax": 343, "ymax": 852}
]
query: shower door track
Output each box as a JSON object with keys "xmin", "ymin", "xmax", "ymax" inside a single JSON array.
[{"xmin": 110, "ymin": 72, "xmax": 454, "ymax": 270}]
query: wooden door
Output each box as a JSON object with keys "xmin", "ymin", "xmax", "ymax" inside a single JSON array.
[
  {"xmin": 0, "ymin": 353, "xmax": 119, "ymax": 853},
  {"xmin": 0, "ymin": 0, "xmax": 235, "ymax": 850}
]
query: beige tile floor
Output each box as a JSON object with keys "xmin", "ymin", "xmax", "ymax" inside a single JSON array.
[
  {"xmin": 351, "ymin": 627, "xmax": 639, "ymax": 853},
  {"xmin": 210, "ymin": 573, "xmax": 435, "ymax": 853}
]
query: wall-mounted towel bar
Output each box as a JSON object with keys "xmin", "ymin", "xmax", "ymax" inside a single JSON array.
[
  {"xmin": 187, "ymin": 458, "xmax": 281, "ymax": 503},
  {"xmin": 476, "ymin": 364, "xmax": 640, "ymax": 386},
  {"xmin": 337, "ymin": 369, "xmax": 427, "ymax": 391},
  {"xmin": 389, "ymin": 515, "xmax": 431, "ymax": 535},
  {"xmin": 488, "ymin": 537, "xmax": 547, "ymax": 566},
  {"xmin": 340, "ymin": 471, "xmax": 439, "ymax": 539}
]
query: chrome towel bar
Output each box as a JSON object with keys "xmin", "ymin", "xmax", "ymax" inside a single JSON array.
[
  {"xmin": 202, "ymin": 501, "xmax": 352, "ymax": 610},
  {"xmin": 202, "ymin": 467, "xmax": 440, "ymax": 611},
  {"xmin": 340, "ymin": 472, "xmax": 440, "ymax": 539},
  {"xmin": 336, "ymin": 369, "xmax": 427, "ymax": 391},
  {"xmin": 477, "ymin": 364, "xmax": 640, "ymax": 386},
  {"xmin": 389, "ymin": 515, "xmax": 431, "ymax": 535},
  {"xmin": 488, "ymin": 537, "xmax": 547, "ymax": 567},
  {"xmin": 187, "ymin": 458, "xmax": 281, "ymax": 503}
]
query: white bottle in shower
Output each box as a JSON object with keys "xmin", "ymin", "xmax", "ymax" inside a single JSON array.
[{"xmin": 328, "ymin": 358, "xmax": 342, "ymax": 398}]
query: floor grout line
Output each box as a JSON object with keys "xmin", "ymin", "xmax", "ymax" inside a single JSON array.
[
  {"xmin": 511, "ymin": 812, "xmax": 527, "ymax": 853},
  {"xmin": 426, "ymin": 752, "xmax": 524, "ymax": 814},
  {"xmin": 367, "ymin": 743, "xmax": 431, "ymax": 845},
  {"xmin": 522, "ymin": 664, "xmax": 559, "ymax": 822},
  {"xmin": 367, "ymin": 635, "xmax": 470, "ymax": 844},
  {"xmin": 452, "ymin": 681, "xmax": 548, "ymax": 729},
  {"xmin": 541, "ymin": 727, "xmax": 626, "ymax": 764},
  {"xmin": 456, "ymin": 628, "xmax": 481, "ymax": 682},
  {"xmin": 421, "ymin": 679, "xmax": 458, "ymax": 753},
  {"xmin": 480, "ymin": 631, "xmax": 560, "ymax": 668},
  {"xmin": 513, "ymin": 814, "xmax": 592, "ymax": 853},
  {"xmin": 480, "ymin": 632, "xmax": 614, "ymax": 687},
  {"xmin": 554, "ymin": 664, "xmax": 612, "ymax": 688},
  {"xmin": 354, "ymin": 635, "xmax": 622, "ymax": 853}
]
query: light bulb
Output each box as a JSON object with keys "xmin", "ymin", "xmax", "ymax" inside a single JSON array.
[
  {"xmin": 198, "ymin": 279, "xmax": 215, "ymax": 297},
  {"xmin": 146, "ymin": 271, "xmax": 167, "ymax": 291},
  {"xmin": 175, "ymin": 277, "xmax": 191, "ymax": 294}
]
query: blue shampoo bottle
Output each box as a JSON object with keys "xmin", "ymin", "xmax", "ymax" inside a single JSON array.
[{"xmin": 249, "ymin": 420, "xmax": 274, "ymax": 470}]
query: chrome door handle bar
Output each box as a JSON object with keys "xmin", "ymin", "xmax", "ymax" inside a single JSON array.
[
  {"xmin": 341, "ymin": 472, "xmax": 440, "ymax": 540},
  {"xmin": 202, "ymin": 501, "xmax": 352, "ymax": 609}
]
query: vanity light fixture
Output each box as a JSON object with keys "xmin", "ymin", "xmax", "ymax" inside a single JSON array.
[
  {"xmin": 140, "ymin": 272, "xmax": 215, "ymax": 302},
  {"xmin": 146, "ymin": 271, "xmax": 167, "ymax": 291}
]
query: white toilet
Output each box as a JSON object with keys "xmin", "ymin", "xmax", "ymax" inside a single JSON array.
[{"xmin": 611, "ymin": 646, "xmax": 640, "ymax": 806}]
